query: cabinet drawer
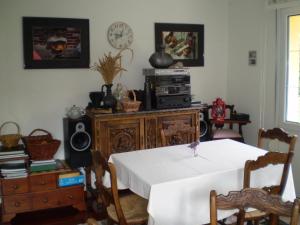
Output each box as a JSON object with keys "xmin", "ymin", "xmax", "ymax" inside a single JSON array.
[
  {"xmin": 32, "ymin": 190, "xmax": 62, "ymax": 210},
  {"xmin": 1, "ymin": 178, "xmax": 29, "ymax": 195},
  {"xmin": 3, "ymin": 195, "xmax": 31, "ymax": 213},
  {"xmin": 60, "ymin": 186, "xmax": 84, "ymax": 205},
  {"xmin": 30, "ymin": 174, "xmax": 56, "ymax": 191}
]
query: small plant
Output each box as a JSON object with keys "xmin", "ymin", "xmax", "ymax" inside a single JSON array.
[{"xmin": 91, "ymin": 48, "xmax": 133, "ymax": 84}]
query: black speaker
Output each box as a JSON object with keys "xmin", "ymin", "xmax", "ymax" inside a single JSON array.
[
  {"xmin": 200, "ymin": 109, "xmax": 210, "ymax": 142},
  {"xmin": 63, "ymin": 116, "xmax": 92, "ymax": 169}
]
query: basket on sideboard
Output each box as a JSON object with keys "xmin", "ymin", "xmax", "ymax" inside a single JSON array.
[
  {"xmin": 121, "ymin": 90, "xmax": 141, "ymax": 112},
  {"xmin": 22, "ymin": 129, "xmax": 61, "ymax": 160},
  {"xmin": 0, "ymin": 121, "xmax": 22, "ymax": 148}
]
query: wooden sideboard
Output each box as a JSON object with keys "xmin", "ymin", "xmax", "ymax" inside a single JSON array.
[{"xmin": 87, "ymin": 107, "xmax": 201, "ymax": 158}]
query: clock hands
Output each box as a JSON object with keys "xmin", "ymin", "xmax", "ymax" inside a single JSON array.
[{"xmin": 114, "ymin": 29, "xmax": 124, "ymax": 40}]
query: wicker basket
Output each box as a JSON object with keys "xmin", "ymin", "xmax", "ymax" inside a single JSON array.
[
  {"xmin": 22, "ymin": 129, "xmax": 61, "ymax": 160},
  {"xmin": 0, "ymin": 121, "xmax": 22, "ymax": 148},
  {"xmin": 121, "ymin": 90, "xmax": 141, "ymax": 112}
]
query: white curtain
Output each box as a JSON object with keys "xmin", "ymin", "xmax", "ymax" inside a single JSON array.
[{"xmin": 266, "ymin": 0, "xmax": 300, "ymax": 8}]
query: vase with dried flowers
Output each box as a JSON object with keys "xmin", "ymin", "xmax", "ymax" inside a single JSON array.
[{"xmin": 91, "ymin": 48, "xmax": 133, "ymax": 109}]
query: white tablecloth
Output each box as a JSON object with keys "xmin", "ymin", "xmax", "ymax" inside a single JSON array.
[{"xmin": 108, "ymin": 139, "xmax": 296, "ymax": 225}]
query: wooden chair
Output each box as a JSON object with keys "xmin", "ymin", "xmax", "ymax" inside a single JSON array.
[
  {"xmin": 242, "ymin": 151, "xmax": 294, "ymax": 224},
  {"xmin": 258, "ymin": 128, "xmax": 297, "ymax": 153},
  {"xmin": 160, "ymin": 121, "xmax": 195, "ymax": 147},
  {"xmin": 210, "ymin": 188, "xmax": 300, "ymax": 225},
  {"xmin": 87, "ymin": 150, "xmax": 148, "ymax": 225},
  {"xmin": 208, "ymin": 99, "xmax": 249, "ymax": 142}
]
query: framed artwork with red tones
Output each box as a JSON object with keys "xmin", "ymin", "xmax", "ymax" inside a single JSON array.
[
  {"xmin": 23, "ymin": 17, "xmax": 90, "ymax": 69},
  {"xmin": 154, "ymin": 23, "xmax": 204, "ymax": 67}
]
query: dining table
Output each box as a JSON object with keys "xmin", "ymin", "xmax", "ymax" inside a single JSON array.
[{"xmin": 108, "ymin": 139, "xmax": 296, "ymax": 225}]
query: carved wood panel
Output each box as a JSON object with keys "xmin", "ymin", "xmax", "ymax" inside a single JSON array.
[
  {"xmin": 158, "ymin": 115, "xmax": 195, "ymax": 146},
  {"xmin": 145, "ymin": 117, "xmax": 157, "ymax": 149},
  {"xmin": 110, "ymin": 127, "xmax": 137, "ymax": 153}
]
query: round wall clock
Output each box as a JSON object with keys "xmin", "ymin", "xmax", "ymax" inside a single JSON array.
[{"xmin": 107, "ymin": 22, "xmax": 134, "ymax": 49}]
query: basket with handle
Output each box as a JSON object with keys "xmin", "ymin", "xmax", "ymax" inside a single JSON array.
[
  {"xmin": 121, "ymin": 90, "xmax": 141, "ymax": 112},
  {"xmin": 22, "ymin": 129, "xmax": 61, "ymax": 160},
  {"xmin": 0, "ymin": 121, "xmax": 22, "ymax": 148}
]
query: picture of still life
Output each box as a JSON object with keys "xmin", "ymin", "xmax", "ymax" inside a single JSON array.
[
  {"xmin": 32, "ymin": 27, "xmax": 81, "ymax": 60},
  {"xmin": 23, "ymin": 17, "xmax": 90, "ymax": 69},
  {"xmin": 162, "ymin": 31, "xmax": 198, "ymax": 60},
  {"xmin": 155, "ymin": 23, "xmax": 204, "ymax": 67}
]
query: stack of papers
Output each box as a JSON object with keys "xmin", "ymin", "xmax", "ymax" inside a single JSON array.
[
  {"xmin": 0, "ymin": 160, "xmax": 27, "ymax": 179},
  {"xmin": 30, "ymin": 159, "xmax": 57, "ymax": 172}
]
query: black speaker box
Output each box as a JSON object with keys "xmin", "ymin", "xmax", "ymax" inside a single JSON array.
[
  {"xmin": 200, "ymin": 109, "xmax": 210, "ymax": 142},
  {"xmin": 63, "ymin": 116, "xmax": 92, "ymax": 169}
]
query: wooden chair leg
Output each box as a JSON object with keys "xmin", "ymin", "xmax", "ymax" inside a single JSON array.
[{"xmin": 86, "ymin": 218, "xmax": 99, "ymax": 225}]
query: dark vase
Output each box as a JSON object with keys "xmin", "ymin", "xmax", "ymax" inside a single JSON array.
[
  {"xmin": 89, "ymin": 91, "xmax": 104, "ymax": 108},
  {"xmin": 149, "ymin": 45, "xmax": 174, "ymax": 68},
  {"xmin": 101, "ymin": 84, "xmax": 117, "ymax": 110}
]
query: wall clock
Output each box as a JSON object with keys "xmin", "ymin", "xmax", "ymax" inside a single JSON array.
[{"xmin": 107, "ymin": 22, "xmax": 133, "ymax": 49}]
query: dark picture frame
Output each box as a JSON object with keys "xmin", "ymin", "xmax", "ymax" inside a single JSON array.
[
  {"xmin": 155, "ymin": 23, "xmax": 204, "ymax": 67},
  {"xmin": 23, "ymin": 17, "xmax": 90, "ymax": 69}
]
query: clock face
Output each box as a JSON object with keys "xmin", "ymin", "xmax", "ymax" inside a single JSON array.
[{"xmin": 107, "ymin": 22, "xmax": 133, "ymax": 49}]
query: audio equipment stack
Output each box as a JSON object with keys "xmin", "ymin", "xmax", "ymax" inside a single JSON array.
[{"xmin": 143, "ymin": 68, "xmax": 191, "ymax": 110}]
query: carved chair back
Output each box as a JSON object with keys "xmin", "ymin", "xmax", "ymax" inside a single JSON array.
[
  {"xmin": 208, "ymin": 102, "xmax": 244, "ymax": 142},
  {"xmin": 91, "ymin": 150, "xmax": 127, "ymax": 225},
  {"xmin": 244, "ymin": 151, "xmax": 294, "ymax": 195},
  {"xmin": 210, "ymin": 188, "xmax": 300, "ymax": 225},
  {"xmin": 257, "ymin": 128, "xmax": 297, "ymax": 153},
  {"xmin": 160, "ymin": 121, "xmax": 195, "ymax": 147}
]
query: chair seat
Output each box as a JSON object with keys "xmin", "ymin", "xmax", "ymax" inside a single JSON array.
[
  {"xmin": 107, "ymin": 193, "xmax": 148, "ymax": 224},
  {"xmin": 212, "ymin": 129, "xmax": 242, "ymax": 139},
  {"xmin": 245, "ymin": 209, "xmax": 268, "ymax": 220}
]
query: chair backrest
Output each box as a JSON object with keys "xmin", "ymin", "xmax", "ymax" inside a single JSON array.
[
  {"xmin": 210, "ymin": 188, "xmax": 300, "ymax": 225},
  {"xmin": 257, "ymin": 128, "xmax": 297, "ymax": 153},
  {"xmin": 160, "ymin": 121, "xmax": 195, "ymax": 146},
  {"xmin": 244, "ymin": 151, "xmax": 294, "ymax": 195},
  {"xmin": 91, "ymin": 150, "xmax": 128, "ymax": 225}
]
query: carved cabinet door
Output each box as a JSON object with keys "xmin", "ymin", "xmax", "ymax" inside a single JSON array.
[
  {"xmin": 158, "ymin": 113, "xmax": 199, "ymax": 146},
  {"xmin": 100, "ymin": 118, "xmax": 144, "ymax": 158}
]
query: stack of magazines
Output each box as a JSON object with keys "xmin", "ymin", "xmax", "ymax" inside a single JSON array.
[
  {"xmin": 30, "ymin": 159, "xmax": 57, "ymax": 172},
  {"xmin": 0, "ymin": 160, "xmax": 27, "ymax": 179},
  {"xmin": 0, "ymin": 144, "xmax": 28, "ymax": 160}
]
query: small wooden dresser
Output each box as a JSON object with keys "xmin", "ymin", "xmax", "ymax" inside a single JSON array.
[{"xmin": 0, "ymin": 161, "xmax": 86, "ymax": 223}]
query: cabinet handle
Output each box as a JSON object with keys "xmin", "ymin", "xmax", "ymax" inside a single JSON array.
[
  {"xmin": 40, "ymin": 181, "xmax": 46, "ymax": 185},
  {"xmin": 68, "ymin": 195, "xmax": 73, "ymax": 199},
  {"xmin": 14, "ymin": 201, "xmax": 20, "ymax": 207},
  {"xmin": 43, "ymin": 198, "xmax": 48, "ymax": 203},
  {"xmin": 12, "ymin": 184, "xmax": 19, "ymax": 190}
]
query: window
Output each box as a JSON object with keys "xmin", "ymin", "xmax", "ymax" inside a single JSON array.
[{"xmin": 277, "ymin": 7, "xmax": 300, "ymax": 128}]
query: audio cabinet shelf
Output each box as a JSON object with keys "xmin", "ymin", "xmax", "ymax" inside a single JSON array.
[
  {"xmin": 87, "ymin": 107, "xmax": 201, "ymax": 159},
  {"xmin": 0, "ymin": 161, "xmax": 86, "ymax": 223}
]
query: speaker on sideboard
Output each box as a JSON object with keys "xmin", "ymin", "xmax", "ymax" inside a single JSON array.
[
  {"xmin": 200, "ymin": 109, "xmax": 210, "ymax": 142},
  {"xmin": 63, "ymin": 115, "xmax": 92, "ymax": 169}
]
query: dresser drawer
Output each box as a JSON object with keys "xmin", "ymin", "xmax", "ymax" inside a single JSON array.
[
  {"xmin": 1, "ymin": 178, "xmax": 29, "ymax": 195},
  {"xmin": 30, "ymin": 174, "xmax": 56, "ymax": 192},
  {"xmin": 3, "ymin": 195, "xmax": 31, "ymax": 213},
  {"xmin": 60, "ymin": 186, "xmax": 84, "ymax": 205},
  {"xmin": 32, "ymin": 190, "xmax": 62, "ymax": 210}
]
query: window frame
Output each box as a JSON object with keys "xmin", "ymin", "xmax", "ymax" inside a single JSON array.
[{"xmin": 276, "ymin": 7, "xmax": 300, "ymax": 131}]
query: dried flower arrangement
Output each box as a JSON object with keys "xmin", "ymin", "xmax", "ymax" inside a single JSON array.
[{"xmin": 92, "ymin": 48, "xmax": 133, "ymax": 84}]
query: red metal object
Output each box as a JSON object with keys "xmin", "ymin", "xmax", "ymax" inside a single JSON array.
[{"xmin": 211, "ymin": 98, "xmax": 226, "ymax": 126}]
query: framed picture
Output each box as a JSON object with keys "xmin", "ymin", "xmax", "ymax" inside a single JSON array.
[
  {"xmin": 155, "ymin": 23, "xmax": 204, "ymax": 67},
  {"xmin": 23, "ymin": 17, "xmax": 90, "ymax": 69}
]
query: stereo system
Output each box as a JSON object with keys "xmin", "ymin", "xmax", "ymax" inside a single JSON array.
[
  {"xmin": 63, "ymin": 116, "xmax": 92, "ymax": 168},
  {"xmin": 143, "ymin": 68, "xmax": 191, "ymax": 110}
]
